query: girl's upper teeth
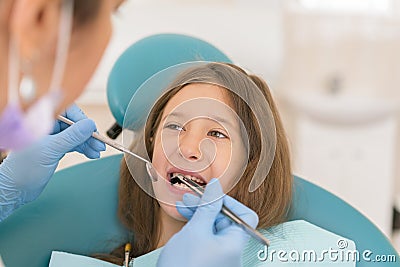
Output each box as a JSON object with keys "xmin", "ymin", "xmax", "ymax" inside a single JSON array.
[{"xmin": 172, "ymin": 172, "xmax": 204, "ymax": 184}]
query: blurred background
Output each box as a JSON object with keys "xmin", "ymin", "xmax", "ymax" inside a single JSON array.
[{"xmin": 58, "ymin": 0, "xmax": 400, "ymax": 251}]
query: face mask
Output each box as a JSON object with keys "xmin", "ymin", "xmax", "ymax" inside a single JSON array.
[{"xmin": 0, "ymin": 0, "xmax": 73, "ymax": 151}]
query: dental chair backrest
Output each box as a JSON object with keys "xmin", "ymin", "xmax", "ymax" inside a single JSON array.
[{"xmin": 0, "ymin": 155, "xmax": 127, "ymax": 267}]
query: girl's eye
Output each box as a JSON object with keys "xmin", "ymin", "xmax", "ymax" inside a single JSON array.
[
  {"xmin": 208, "ymin": 130, "xmax": 228, "ymax": 139},
  {"xmin": 165, "ymin": 123, "xmax": 184, "ymax": 131}
]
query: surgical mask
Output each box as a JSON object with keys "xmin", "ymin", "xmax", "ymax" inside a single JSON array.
[{"xmin": 0, "ymin": 0, "xmax": 73, "ymax": 150}]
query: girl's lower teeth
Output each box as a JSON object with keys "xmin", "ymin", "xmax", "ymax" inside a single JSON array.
[{"xmin": 173, "ymin": 182, "xmax": 190, "ymax": 190}]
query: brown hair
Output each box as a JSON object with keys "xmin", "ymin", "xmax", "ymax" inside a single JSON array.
[{"xmin": 96, "ymin": 62, "xmax": 292, "ymax": 264}]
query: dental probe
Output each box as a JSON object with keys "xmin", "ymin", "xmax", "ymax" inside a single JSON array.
[
  {"xmin": 57, "ymin": 115, "xmax": 158, "ymax": 181},
  {"xmin": 171, "ymin": 175, "xmax": 270, "ymax": 247}
]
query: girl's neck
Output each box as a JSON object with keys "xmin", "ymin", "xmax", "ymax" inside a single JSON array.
[{"xmin": 156, "ymin": 208, "xmax": 186, "ymax": 248}]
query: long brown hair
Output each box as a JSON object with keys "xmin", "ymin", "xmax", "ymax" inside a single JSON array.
[{"xmin": 97, "ymin": 62, "xmax": 292, "ymax": 264}]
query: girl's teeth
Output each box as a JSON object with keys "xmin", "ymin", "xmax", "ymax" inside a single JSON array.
[
  {"xmin": 172, "ymin": 172, "xmax": 204, "ymax": 185},
  {"xmin": 172, "ymin": 180, "xmax": 190, "ymax": 190}
]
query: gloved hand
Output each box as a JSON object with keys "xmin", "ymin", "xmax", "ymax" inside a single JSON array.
[
  {"xmin": 0, "ymin": 104, "xmax": 105, "ymax": 221},
  {"xmin": 52, "ymin": 104, "xmax": 106, "ymax": 159},
  {"xmin": 156, "ymin": 178, "xmax": 259, "ymax": 267}
]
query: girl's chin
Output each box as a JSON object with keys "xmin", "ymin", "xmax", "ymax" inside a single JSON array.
[{"xmin": 160, "ymin": 202, "xmax": 189, "ymax": 222}]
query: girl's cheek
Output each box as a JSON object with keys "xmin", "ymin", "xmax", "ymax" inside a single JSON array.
[{"xmin": 152, "ymin": 138, "xmax": 166, "ymax": 166}]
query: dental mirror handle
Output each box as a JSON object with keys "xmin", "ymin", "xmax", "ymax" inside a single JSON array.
[{"xmin": 56, "ymin": 115, "xmax": 152, "ymax": 165}]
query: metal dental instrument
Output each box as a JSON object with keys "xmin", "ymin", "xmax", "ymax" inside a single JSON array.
[
  {"xmin": 57, "ymin": 115, "xmax": 158, "ymax": 181},
  {"xmin": 170, "ymin": 175, "xmax": 270, "ymax": 247}
]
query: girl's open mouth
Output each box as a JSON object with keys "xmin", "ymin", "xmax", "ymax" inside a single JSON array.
[{"xmin": 168, "ymin": 172, "xmax": 207, "ymax": 190}]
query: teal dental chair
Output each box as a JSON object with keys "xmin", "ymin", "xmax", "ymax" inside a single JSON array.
[{"xmin": 0, "ymin": 34, "xmax": 398, "ymax": 267}]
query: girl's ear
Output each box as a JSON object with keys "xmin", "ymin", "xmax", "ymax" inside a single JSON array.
[
  {"xmin": 149, "ymin": 137, "xmax": 154, "ymax": 143},
  {"xmin": 10, "ymin": 0, "xmax": 61, "ymax": 62}
]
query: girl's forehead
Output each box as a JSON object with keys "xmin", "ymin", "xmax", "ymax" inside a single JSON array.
[{"xmin": 164, "ymin": 83, "xmax": 233, "ymax": 113}]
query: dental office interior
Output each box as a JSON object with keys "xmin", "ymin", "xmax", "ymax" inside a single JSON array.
[{"xmin": 59, "ymin": 0, "xmax": 400, "ymax": 252}]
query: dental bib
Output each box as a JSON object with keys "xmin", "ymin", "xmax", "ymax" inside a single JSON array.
[{"xmin": 48, "ymin": 220, "xmax": 356, "ymax": 267}]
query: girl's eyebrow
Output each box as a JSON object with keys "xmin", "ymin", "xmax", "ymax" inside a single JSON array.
[
  {"xmin": 162, "ymin": 112, "xmax": 235, "ymax": 128},
  {"xmin": 161, "ymin": 112, "xmax": 183, "ymax": 122}
]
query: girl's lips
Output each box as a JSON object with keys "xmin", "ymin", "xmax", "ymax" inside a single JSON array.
[{"xmin": 166, "ymin": 167, "xmax": 208, "ymax": 185}]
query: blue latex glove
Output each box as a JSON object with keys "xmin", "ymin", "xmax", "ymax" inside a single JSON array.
[
  {"xmin": 0, "ymin": 104, "xmax": 105, "ymax": 221},
  {"xmin": 156, "ymin": 179, "xmax": 259, "ymax": 267}
]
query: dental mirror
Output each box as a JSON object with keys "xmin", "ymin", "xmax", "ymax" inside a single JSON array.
[{"xmin": 145, "ymin": 162, "xmax": 159, "ymax": 182}]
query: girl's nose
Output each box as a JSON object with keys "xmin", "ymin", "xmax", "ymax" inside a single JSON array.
[{"xmin": 178, "ymin": 131, "xmax": 202, "ymax": 161}]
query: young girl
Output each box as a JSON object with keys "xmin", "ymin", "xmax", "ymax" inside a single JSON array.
[
  {"xmin": 49, "ymin": 62, "xmax": 355, "ymax": 266},
  {"xmin": 92, "ymin": 62, "xmax": 355, "ymax": 266}
]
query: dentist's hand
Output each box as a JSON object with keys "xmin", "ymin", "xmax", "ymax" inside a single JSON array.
[
  {"xmin": 156, "ymin": 179, "xmax": 259, "ymax": 267},
  {"xmin": 0, "ymin": 104, "xmax": 105, "ymax": 221}
]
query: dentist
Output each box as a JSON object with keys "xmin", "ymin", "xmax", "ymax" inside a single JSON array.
[
  {"xmin": 0, "ymin": 0, "xmax": 119, "ymax": 221},
  {"xmin": 0, "ymin": 1, "xmax": 258, "ymax": 267}
]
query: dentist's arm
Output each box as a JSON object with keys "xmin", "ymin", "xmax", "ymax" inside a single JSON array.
[
  {"xmin": 0, "ymin": 104, "xmax": 105, "ymax": 221},
  {"xmin": 157, "ymin": 179, "xmax": 259, "ymax": 267}
]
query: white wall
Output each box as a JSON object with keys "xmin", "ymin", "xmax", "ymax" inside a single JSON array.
[{"xmin": 77, "ymin": 0, "xmax": 284, "ymax": 104}]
